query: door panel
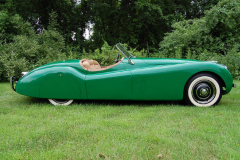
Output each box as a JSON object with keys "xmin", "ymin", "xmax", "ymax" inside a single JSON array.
[
  {"xmin": 86, "ymin": 63, "xmax": 132, "ymax": 100},
  {"xmin": 128, "ymin": 64, "xmax": 186, "ymax": 100}
]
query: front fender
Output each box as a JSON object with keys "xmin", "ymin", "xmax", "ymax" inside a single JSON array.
[{"xmin": 186, "ymin": 62, "xmax": 233, "ymax": 94}]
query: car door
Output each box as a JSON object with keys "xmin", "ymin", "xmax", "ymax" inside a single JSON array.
[
  {"xmin": 123, "ymin": 58, "xmax": 184, "ymax": 101},
  {"xmin": 85, "ymin": 62, "xmax": 132, "ymax": 100}
]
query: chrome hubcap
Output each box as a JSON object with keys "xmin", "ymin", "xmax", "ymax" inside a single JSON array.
[
  {"xmin": 192, "ymin": 81, "xmax": 216, "ymax": 104},
  {"xmin": 52, "ymin": 99, "xmax": 70, "ymax": 104},
  {"xmin": 200, "ymin": 88, "xmax": 208, "ymax": 96}
]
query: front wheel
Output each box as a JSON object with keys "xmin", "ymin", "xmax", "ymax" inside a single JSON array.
[
  {"xmin": 184, "ymin": 74, "xmax": 222, "ymax": 107},
  {"xmin": 48, "ymin": 99, "xmax": 73, "ymax": 106}
]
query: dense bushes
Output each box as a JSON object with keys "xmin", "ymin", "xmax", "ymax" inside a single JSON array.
[
  {"xmin": 0, "ymin": 12, "xmax": 36, "ymax": 44},
  {"xmin": 0, "ymin": 12, "xmax": 68, "ymax": 81},
  {"xmin": 158, "ymin": 0, "xmax": 240, "ymax": 76},
  {"xmin": 0, "ymin": 39, "xmax": 148, "ymax": 81},
  {"xmin": 159, "ymin": 0, "xmax": 240, "ymax": 55},
  {"xmin": 0, "ymin": 33, "xmax": 66, "ymax": 80},
  {"xmin": 0, "ymin": 61, "xmax": 3, "ymax": 81},
  {"xmin": 1, "ymin": 36, "xmax": 239, "ymax": 81},
  {"xmin": 80, "ymin": 41, "xmax": 148, "ymax": 66}
]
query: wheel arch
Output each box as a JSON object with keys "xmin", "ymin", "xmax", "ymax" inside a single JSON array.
[
  {"xmin": 184, "ymin": 71, "xmax": 226, "ymax": 95},
  {"xmin": 38, "ymin": 65, "xmax": 87, "ymax": 99}
]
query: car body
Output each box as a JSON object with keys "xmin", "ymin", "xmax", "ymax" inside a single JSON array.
[{"xmin": 11, "ymin": 43, "xmax": 235, "ymax": 107}]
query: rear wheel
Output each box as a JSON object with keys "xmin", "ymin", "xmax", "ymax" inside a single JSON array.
[
  {"xmin": 48, "ymin": 99, "xmax": 73, "ymax": 106},
  {"xmin": 184, "ymin": 73, "xmax": 222, "ymax": 107}
]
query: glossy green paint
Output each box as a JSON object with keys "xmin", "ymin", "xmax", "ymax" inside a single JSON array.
[
  {"xmin": 15, "ymin": 57, "xmax": 233, "ymax": 101},
  {"xmin": 86, "ymin": 62, "xmax": 132, "ymax": 100},
  {"xmin": 127, "ymin": 58, "xmax": 233, "ymax": 100},
  {"xmin": 16, "ymin": 60, "xmax": 87, "ymax": 100}
]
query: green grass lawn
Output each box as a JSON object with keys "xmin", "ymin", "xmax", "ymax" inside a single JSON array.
[{"xmin": 0, "ymin": 81, "xmax": 240, "ymax": 159}]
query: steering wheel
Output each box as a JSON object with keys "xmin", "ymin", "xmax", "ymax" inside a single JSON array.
[{"xmin": 115, "ymin": 52, "xmax": 120, "ymax": 63}]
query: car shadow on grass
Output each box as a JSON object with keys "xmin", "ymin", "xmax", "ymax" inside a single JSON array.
[
  {"xmin": 23, "ymin": 96, "xmax": 192, "ymax": 107},
  {"xmin": 11, "ymin": 90, "xmax": 197, "ymax": 108},
  {"xmin": 77, "ymin": 99, "xmax": 186, "ymax": 106}
]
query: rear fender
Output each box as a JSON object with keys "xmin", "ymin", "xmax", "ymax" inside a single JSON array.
[
  {"xmin": 39, "ymin": 66, "xmax": 86, "ymax": 99},
  {"xmin": 16, "ymin": 66, "xmax": 87, "ymax": 99}
]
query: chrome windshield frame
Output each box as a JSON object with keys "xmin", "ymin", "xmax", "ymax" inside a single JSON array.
[{"xmin": 115, "ymin": 43, "xmax": 135, "ymax": 65}]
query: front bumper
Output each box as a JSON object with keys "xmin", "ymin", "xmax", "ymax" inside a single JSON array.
[{"xmin": 10, "ymin": 76, "xmax": 18, "ymax": 91}]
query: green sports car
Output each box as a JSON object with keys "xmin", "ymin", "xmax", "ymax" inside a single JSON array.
[{"xmin": 11, "ymin": 43, "xmax": 236, "ymax": 107}]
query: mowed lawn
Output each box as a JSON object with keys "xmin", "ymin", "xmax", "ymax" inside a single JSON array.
[{"xmin": 0, "ymin": 81, "xmax": 240, "ymax": 160}]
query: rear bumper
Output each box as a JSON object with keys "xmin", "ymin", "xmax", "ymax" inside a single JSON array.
[{"xmin": 10, "ymin": 76, "xmax": 18, "ymax": 92}]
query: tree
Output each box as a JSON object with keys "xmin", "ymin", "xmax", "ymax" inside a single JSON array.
[
  {"xmin": 86, "ymin": 0, "xmax": 220, "ymax": 51},
  {"xmin": 0, "ymin": 11, "xmax": 34, "ymax": 43},
  {"xmin": 87, "ymin": 0, "xmax": 165, "ymax": 51},
  {"xmin": 0, "ymin": 0, "xmax": 88, "ymax": 47},
  {"xmin": 0, "ymin": 0, "xmax": 221, "ymax": 51},
  {"xmin": 159, "ymin": 0, "xmax": 240, "ymax": 56},
  {"xmin": 0, "ymin": 12, "xmax": 67, "ymax": 81}
]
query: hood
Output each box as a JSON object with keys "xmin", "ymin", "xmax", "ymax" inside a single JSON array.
[{"xmin": 137, "ymin": 58, "xmax": 201, "ymax": 65}]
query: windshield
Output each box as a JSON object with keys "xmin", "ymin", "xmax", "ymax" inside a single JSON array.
[{"xmin": 116, "ymin": 43, "xmax": 135, "ymax": 65}]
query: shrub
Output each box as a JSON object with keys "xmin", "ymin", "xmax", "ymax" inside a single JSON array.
[
  {"xmin": 80, "ymin": 41, "xmax": 149, "ymax": 66},
  {"xmin": 0, "ymin": 12, "xmax": 68, "ymax": 81},
  {"xmin": 159, "ymin": 0, "xmax": 240, "ymax": 56},
  {"xmin": 158, "ymin": 0, "xmax": 240, "ymax": 77},
  {"xmin": 0, "ymin": 61, "xmax": 4, "ymax": 81}
]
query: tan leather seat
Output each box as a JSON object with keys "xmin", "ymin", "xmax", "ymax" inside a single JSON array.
[
  {"xmin": 82, "ymin": 59, "xmax": 101, "ymax": 70},
  {"xmin": 80, "ymin": 57, "xmax": 124, "ymax": 71}
]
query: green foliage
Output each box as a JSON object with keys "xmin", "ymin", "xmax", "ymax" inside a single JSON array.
[
  {"xmin": 0, "ymin": 11, "xmax": 10, "ymax": 41},
  {"xmin": 159, "ymin": 0, "xmax": 240, "ymax": 76},
  {"xmin": 37, "ymin": 28, "xmax": 66, "ymax": 66},
  {"xmin": 82, "ymin": 41, "xmax": 117, "ymax": 66},
  {"xmin": 0, "ymin": 31, "xmax": 67, "ymax": 80},
  {"xmin": 0, "ymin": 61, "xmax": 4, "ymax": 81},
  {"xmin": 88, "ymin": 0, "xmax": 166, "ymax": 51},
  {"xmin": 197, "ymin": 49, "xmax": 240, "ymax": 76},
  {"xmin": 1, "ymin": 0, "xmax": 88, "ymax": 47},
  {"xmin": 160, "ymin": 0, "xmax": 240, "ymax": 55},
  {"xmin": 48, "ymin": 11, "xmax": 59, "ymax": 31},
  {"xmin": 0, "ymin": 0, "xmax": 222, "ymax": 51},
  {"xmin": 1, "ymin": 0, "xmax": 240, "ymax": 80},
  {"xmin": 1, "ymin": 34, "xmax": 38, "ymax": 79},
  {"xmin": 0, "ymin": 13, "xmax": 67, "ymax": 81},
  {"xmin": 80, "ymin": 41, "xmax": 148, "ymax": 66},
  {"xmin": 86, "ymin": 0, "xmax": 220, "ymax": 51},
  {"xmin": 0, "ymin": 11, "xmax": 34, "ymax": 43}
]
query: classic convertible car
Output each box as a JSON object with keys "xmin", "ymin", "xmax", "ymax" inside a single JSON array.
[{"xmin": 11, "ymin": 43, "xmax": 235, "ymax": 107}]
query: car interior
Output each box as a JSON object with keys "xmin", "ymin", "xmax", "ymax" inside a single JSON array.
[{"xmin": 79, "ymin": 57, "xmax": 124, "ymax": 71}]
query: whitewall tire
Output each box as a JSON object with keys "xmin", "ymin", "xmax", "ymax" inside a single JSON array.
[
  {"xmin": 184, "ymin": 74, "xmax": 222, "ymax": 107},
  {"xmin": 48, "ymin": 99, "xmax": 73, "ymax": 106}
]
